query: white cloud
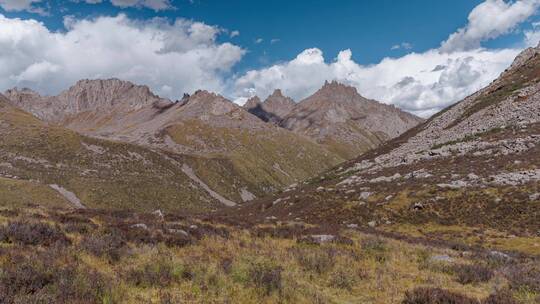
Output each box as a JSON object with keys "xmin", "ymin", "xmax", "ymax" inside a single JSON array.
[
  {"xmin": 391, "ymin": 42, "xmax": 413, "ymax": 50},
  {"xmin": 0, "ymin": 14, "xmax": 245, "ymax": 99},
  {"xmin": 524, "ymin": 21, "xmax": 540, "ymax": 46},
  {"xmin": 270, "ymin": 38, "xmax": 280, "ymax": 44},
  {"xmin": 0, "ymin": 0, "xmax": 40, "ymax": 11},
  {"xmin": 110, "ymin": 0, "xmax": 172, "ymax": 10},
  {"xmin": 230, "ymin": 30, "xmax": 239, "ymax": 38},
  {"xmin": 440, "ymin": 0, "xmax": 540, "ymax": 52},
  {"xmin": 0, "ymin": 0, "xmax": 46, "ymax": 14},
  {"xmin": 233, "ymin": 0, "xmax": 540, "ymax": 117},
  {"xmin": 233, "ymin": 47, "xmax": 520, "ymax": 118},
  {"xmin": 255, "ymin": 38, "xmax": 263, "ymax": 44}
]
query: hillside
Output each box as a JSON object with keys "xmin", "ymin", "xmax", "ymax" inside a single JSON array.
[
  {"xmin": 0, "ymin": 95, "xmax": 238, "ymax": 211},
  {"xmin": 222, "ymin": 44, "xmax": 540, "ymax": 257},
  {"xmin": 2, "ymin": 84, "xmax": 343, "ymax": 208}
]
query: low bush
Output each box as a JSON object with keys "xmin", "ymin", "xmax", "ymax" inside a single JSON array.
[
  {"xmin": 361, "ymin": 237, "xmax": 388, "ymax": 262},
  {"xmin": 329, "ymin": 267, "xmax": 357, "ymax": 291},
  {"xmin": 505, "ymin": 262, "xmax": 540, "ymax": 293},
  {"xmin": 126, "ymin": 258, "xmax": 183, "ymax": 288},
  {"xmin": 293, "ymin": 247, "xmax": 336, "ymax": 274},
  {"xmin": 402, "ymin": 287, "xmax": 480, "ymax": 304},
  {"xmin": 482, "ymin": 289, "xmax": 517, "ymax": 304},
  {"xmin": 0, "ymin": 250, "xmax": 116, "ymax": 304},
  {"xmin": 0, "ymin": 221, "xmax": 70, "ymax": 246},
  {"xmin": 240, "ymin": 259, "xmax": 283, "ymax": 296},
  {"xmin": 452, "ymin": 264, "xmax": 494, "ymax": 285},
  {"xmin": 81, "ymin": 230, "xmax": 126, "ymax": 262}
]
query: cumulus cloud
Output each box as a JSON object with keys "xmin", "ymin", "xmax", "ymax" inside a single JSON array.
[
  {"xmin": 255, "ymin": 38, "xmax": 263, "ymax": 44},
  {"xmin": 110, "ymin": 0, "xmax": 172, "ymax": 10},
  {"xmin": 0, "ymin": 0, "xmax": 46, "ymax": 14},
  {"xmin": 233, "ymin": 0, "xmax": 540, "ymax": 117},
  {"xmin": 75, "ymin": 0, "xmax": 173, "ymax": 10},
  {"xmin": 230, "ymin": 30, "xmax": 240, "ymax": 38},
  {"xmin": 440, "ymin": 0, "xmax": 540, "ymax": 52},
  {"xmin": 233, "ymin": 47, "xmax": 519, "ymax": 117},
  {"xmin": 0, "ymin": 14, "xmax": 245, "ymax": 99}
]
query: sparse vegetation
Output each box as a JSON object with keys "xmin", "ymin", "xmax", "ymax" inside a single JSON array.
[{"xmin": 0, "ymin": 206, "xmax": 536, "ymax": 303}]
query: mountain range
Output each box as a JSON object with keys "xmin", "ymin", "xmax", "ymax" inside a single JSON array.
[{"xmin": 1, "ymin": 78, "xmax": 419, "ymax": 211}]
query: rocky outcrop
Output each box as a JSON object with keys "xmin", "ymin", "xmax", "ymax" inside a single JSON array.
[
  {"xmin": 244, "ymin": 89, "xmax": 295, "ymax": 123},
  {"xmin": 5, "ymin": 78, "xmax": 171, "ymax": 122}
]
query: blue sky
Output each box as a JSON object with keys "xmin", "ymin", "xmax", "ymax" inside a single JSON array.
[{"xmin": 1, "ymin": 0, "xmax": 540, "ymax": 117}]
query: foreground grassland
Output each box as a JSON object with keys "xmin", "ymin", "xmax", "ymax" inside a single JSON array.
[{"xmin": 0, "ymin": 206, "xmax": 538, "ymax": 304}]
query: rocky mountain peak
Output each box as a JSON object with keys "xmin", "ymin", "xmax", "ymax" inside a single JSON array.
[
  {"xmin": 269, "ymin": 89, "xmax": 285, "ymax": 98},
  {"xmin": 244, "ymin": 96, "xmax": 262, "ymax": 110},
  {"xmin": 317, "ymin": 80, "xmax": 359, "ymax": 97}
]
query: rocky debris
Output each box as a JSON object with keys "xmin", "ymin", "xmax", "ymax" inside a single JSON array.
[
  {"xmin": 297, "ymin": 234, "xmax": 353, "ymax": 245},
  {"xmin": 437, "ymin": 180, "xmax": 469, "ymax": 189},
  {"xmin": 530, "ymin": 193, "xmax": 540, "ymax": 201},
  {"xmin": 346, "ymin": 223, "xmax": 359, "ymax": 229},
  {"xmin": 430, "ymin": 255, "xmax": 454, "ymax": 263},
  {"xmin": 49, "ymin": 184, "xmax": 86, "ymax": 209},
  {"xmin": 240, "ymin": 188, "xmax": 257, "ymax": 202},
  {"xmin": 151, "ymin": 209, "xmax": 164, "ymax": 219},
  {"xmin": 488, "ymin": 250, "xmax": 512, "ymax": 261},
  {"xmin": 413, "ymin": 202, "xmax": 424, "ymax": 211},
  {"xmin": 168, "ymin": 228, "xmax": 189, "ymax": 237},
  {"xmin": 359, "ymin": 191, "xmax": 372, "ymax": 200},
  {"xmin": 130, "ymin": 223, "xmax": 148, "ymax": 230},
  {"xmin": 370, "ymin": 173, "xmax": 401, "ymax": 183},
  {"xmin": 368, "ymin": 220, "xmax": 377, "ymax": 228},
  {"xmin": 486, "ymin": 169, "xmax": 540, "ymax": 186}
]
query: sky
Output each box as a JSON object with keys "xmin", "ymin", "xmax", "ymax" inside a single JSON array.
[{"xmin": 1, "ymin": 0, "xmax": 540, "ymax": 117}]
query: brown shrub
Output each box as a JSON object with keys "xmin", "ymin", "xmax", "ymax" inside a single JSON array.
[
  {"xmin": 452, "ymin": 264, "xmax": 493, "ymax": 285},
  {"xmin": 81, "ymin": 230, "xmax": 126, "ymax": 262},
  {"xmin": 482, "ymin": 289, "xmax": 517, "ymax": 304},
  {"xmin": 0, "ymin": 249, "xmax": 115, "ymax": 304},
  {"xmin": 0, "ymin": 221, "xmax": 70, "ymax": 246},
  {"xmin": 247, "ymin": 260, "xmax": 283, "ymax": 296},
  {"xmin": 329, "ymin": 268, "xmax": 357, "ymax": 291},
  {"xmin": 126, "ymin": 261, "xmax": 180, "ymax": 288},
  {"xmin": 293, "ymin": 247, "xmax": 336, "ymax": 274},
  {"xmin": 402, "ymin": 287, "xmax": 480, "ymax": 304},
  {"xmin": 361, "ymin": 237, "xmax": 388, "ymax": 263},
  {"xmin": 504, "ymin": 262, "xmax": 540, "ymax": 293}
]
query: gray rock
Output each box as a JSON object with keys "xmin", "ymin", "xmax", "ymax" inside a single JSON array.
[
  {"xmin": 430, "ymin": 255, "xmax": 454, "ymax": 263},
  {"xmin": 151, "ymin": 209, "xmax": 164, "ymax": 219},
  {"xmin": 131, "ymin": 223, "xmax": 148, "ymax": 230}
]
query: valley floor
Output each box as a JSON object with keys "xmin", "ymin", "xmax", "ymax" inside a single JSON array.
[{"xmin": 0, "ymin": 206, "xmax": 538, "ymax": 304}]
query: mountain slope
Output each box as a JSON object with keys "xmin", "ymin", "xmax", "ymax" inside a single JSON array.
[
  {"xmin": 4, "ymin": 83, "xmax": 343, "ymax": 204},
  {"xmin": 0, "ymin": 95, "xmax": 241, "ymax": 211},
  {"xmin": 225, "ymin": 45, "xmax": 540, "ymax": 256},
  {"xmin": 280, "ymin": 81, "xmax": 423, "ymax": 159}
]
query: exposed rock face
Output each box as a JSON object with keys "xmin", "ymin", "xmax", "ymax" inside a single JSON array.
[
  {"xmin": 244, "ymin": 89, "xmax": 295, "ymax": 123},
  {"xmin": 5, "ymin": 79, "xmax": 170, "ymax": 122},
  {"xmin": 280, "ymin": 81, "xmax": 423, "ymax": 158}
]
